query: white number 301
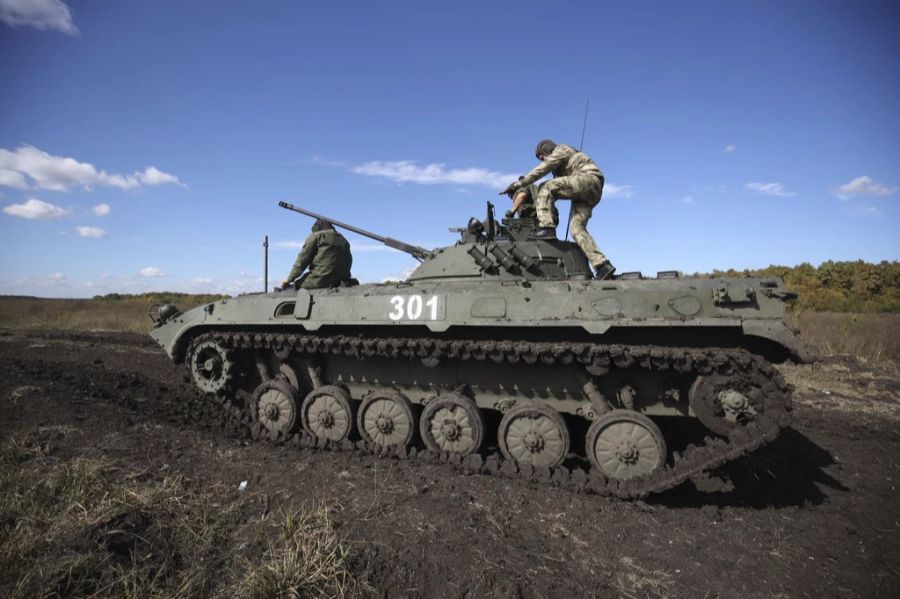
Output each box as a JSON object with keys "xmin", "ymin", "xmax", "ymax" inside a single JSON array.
[{"xmin": 388, "ymin": 295, "xmax": 439, "ymax": 321}]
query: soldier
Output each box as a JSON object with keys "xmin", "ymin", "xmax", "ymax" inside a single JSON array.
[
  {"xmin": 281, "ymin": 219, "xmax": 353, "ymax": 290},
  {"xmin": 500, "ymin": 139, "xmax": 615, "ymax": 280}
]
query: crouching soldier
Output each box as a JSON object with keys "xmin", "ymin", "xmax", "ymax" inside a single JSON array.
[{"xmin": 282, "ymin": 219, "xmax": 353, "ymax": 289}]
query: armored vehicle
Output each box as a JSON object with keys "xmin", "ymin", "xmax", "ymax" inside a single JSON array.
[{"xmin": 149, "ymin": 201, "xmax": 809, "ymax": 497}]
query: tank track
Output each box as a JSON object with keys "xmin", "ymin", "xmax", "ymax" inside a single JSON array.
[{"xmin": 193, "ymin": 331, "xmax": 793, "ymax": 499}]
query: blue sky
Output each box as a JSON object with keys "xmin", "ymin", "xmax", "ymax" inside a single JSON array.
[{"xmin": 1, "ymin": 0, "xmax": 898, "ymax": 297}]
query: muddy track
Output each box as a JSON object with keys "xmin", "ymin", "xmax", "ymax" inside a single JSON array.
[{"xmin": 194, "ymin": 330, "xmax": 793, "ymax": 499}]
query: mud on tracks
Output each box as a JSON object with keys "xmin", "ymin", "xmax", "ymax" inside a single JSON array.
[{"xmin": 1, "ymin": 329, "xmax": 899, "ymax": 598}]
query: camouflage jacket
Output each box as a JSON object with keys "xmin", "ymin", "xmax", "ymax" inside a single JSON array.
[
  {"xmin": 287, "ymin": 229, "xmax": 352, "ymax": 283},
  {"xmin": 517, "ymin": 144, "xmax": 603, "ymax": 188}
]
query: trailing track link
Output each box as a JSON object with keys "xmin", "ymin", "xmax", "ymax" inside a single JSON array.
[{"xmin": 190, "ymin": 331, "xmax": 793, "ymax": 499}]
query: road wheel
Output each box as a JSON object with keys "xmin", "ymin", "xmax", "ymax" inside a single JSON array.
[
  {"xmin": 357, "ymin": 391, "xmax": 416, "ymax": 449},
  {"xmin": 419, "ymin": 393, "xmax": 484, "ymax": 456},
  {"xmin": 301, "ymin": 385, "xmax": 354, "ymax": 443},
  {"xmin": 498, "ymin": 404, "xmax": 569, "ymax": 469},
  {"xmin": 585, "ymin": 409, "xmax": 666, "ymax": 480},
  {"xmin": 254, "ymin": 379, "xmax": 299, "ymax": 436}
]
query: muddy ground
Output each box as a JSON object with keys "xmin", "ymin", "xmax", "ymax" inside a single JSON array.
[{"xmin": 1, "ymin": 329, "xmax": 899, "ymax": 598}]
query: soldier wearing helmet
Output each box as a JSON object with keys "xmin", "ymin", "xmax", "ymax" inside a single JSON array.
[
  {"xmin": 501, "ymin": 139, "xmax": 614, "ymax": 280},
  {"xmin": 281, "ymin": 219, "xmax": 353, "ymax": 289}
]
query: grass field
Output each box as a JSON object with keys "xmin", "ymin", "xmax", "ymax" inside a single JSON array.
[{"xmin": 1, "ymin": 295, "xmax": 897, "ymax": 366}]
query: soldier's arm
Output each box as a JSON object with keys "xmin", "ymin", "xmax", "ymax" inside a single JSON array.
[
  {"xmin": 518, "ymin": 146, "xmax": 568, "ymax": 186},
  {"xmin": 510, "ymin": 191, "xmax": 528, "ymax": 214},
  {"xmin": 287, "ymin": 236, "xmax": 318, "ymax": 282}
]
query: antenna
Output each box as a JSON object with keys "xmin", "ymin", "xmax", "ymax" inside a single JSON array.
[
  {"xmin": 578, "ymin": 97, "xmax": 590, "ymax": 151},
  {"xmin": 566, "ymin": 98, "xmax": 590, "ymax": 241}
]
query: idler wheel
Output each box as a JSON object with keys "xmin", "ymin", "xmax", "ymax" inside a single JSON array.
[
  {"xmin": 498, "ymin": 404, "xmax": 570, "ymax": 469},
  {"xmin": 585, "ymin": 409, "xmax": 666, "ymax": 480},
  {"xmin": 188, "ymin": 340, "xmax": 234, "ymax": 394},
  {"xmin": 357, "ymin": 391, "xmax": 416, "ymax": 449},
  {"xmin": 690, "ymin": 374, "xmax": 763, "ymax": 436},
  {"xmin": 254, "ymin": 379, "xmax": 299, "ymax": 436},
  {"xmin": 419, "ymin": 393, "xmax": 485, "ymax": 456},
  {"xmin": 301, "ymin": 385, "xmax": 355, "ymax": 443}
]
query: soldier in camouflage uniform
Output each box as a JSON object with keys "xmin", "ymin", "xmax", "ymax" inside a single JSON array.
[
  {"xmin": 281, "ymin": 219, "xmax": 353, "ymax": 290},
  {"xmin": 501, "ymin": 139, "xmax": 615, "ymax": 280}
]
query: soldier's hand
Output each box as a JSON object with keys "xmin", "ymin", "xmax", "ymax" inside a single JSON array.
[
  {"xmin": 504, "ymin": 209, "xmax": 515, "ymax": 219},
  {"xmin": 499, "ymin": 183, "xmax": 518, "ymax": 196}
]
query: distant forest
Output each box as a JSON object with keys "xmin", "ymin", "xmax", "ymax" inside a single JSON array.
[
  {"xmin": 704, "ymin": 260, "xmax": 900, "ymax": 313},
  {"xmin": 78, "ymin": 260, "xmax": 900, "ymax": 314}
]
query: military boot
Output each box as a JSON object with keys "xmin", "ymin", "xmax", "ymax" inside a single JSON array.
[
  {"xmin": 528, "ymin": 227, "xmax": 557, "ymax": 240},
  {"xmin": 594, "ymin": 261, "xmax": 616, "ymax": 280}
]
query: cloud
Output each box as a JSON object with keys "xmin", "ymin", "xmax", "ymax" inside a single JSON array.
[
  {"xmin": 139, "ymin": 266, "xmax": 166, "ymax": 277},
  {"xmin": 3, "ymin": 197, "xmax": 70, "ymax": 219},
  {"xmin": 50, "ymin": 272, "xmax": 65, "ymax": 280},
  {"xmin": 191, "ymin": 276, "xmax": 213, "ymax": 285},
  {"xmin": 745, "ymin": 182, "xmax": 796, "ymax": 197},
  {"xmin": 92, "ymin": 203, "xmax": 111, "ymax": 216},
  {"xmin": 273, "ymin": 240, "xmax": 303, "ymax": 250},
  {"xmin": 353, "ymin": 160, "xmax": 518, "ymax": 189},
  {"xmin": 724, "ymin": 144, "xmax": 736, "ymax": 153},
  {"xmin": 0, "ymin": 0, "xmax": 77, "ymax": 35},
  {"xmin": 0, "ymin": 145, "xmax": 184, "ymax": 191},
  {"xmin": 834, "ymin": 175, "xmax": 896, "ymax": 200},
  {"xmin": 605, "ymin": 183, "xmax": 635, "ymax": 198},
  {"xmin": 76, "ymin": 225, "xmax": 106, "ymax": 238},
  {"xmin": 681, "ymin": 196, "xmax": 695, "ymax": 204}
]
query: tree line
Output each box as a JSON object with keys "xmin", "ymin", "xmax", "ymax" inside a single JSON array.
[{"xmin": 703, "ymin": 260, "xmax": 900, "ymax": 313}]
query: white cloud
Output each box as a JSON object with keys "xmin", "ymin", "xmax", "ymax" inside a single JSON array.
[
  {"xmin": 0, "ymin": 145, "xmax": 184, "ymax": 191},
  {"xmin": 353, "ymin": 160, "xmax": 518, "ymax": 189},
  {"xmin": 834, "ymin": 175, "xmax": 896, "ymax": 200},
  {"xmin": 724, "ymin": 144, "xmax": 736, "ymax": 153},
  {"xmin": 191, "ymin": 276, "xmax": 213, "ymax": 285},
  {"xmin": 91, "ymin": 203, "xmax": 111, "ymax": 216},
  {"xmin": 0, "ymin": 168, "xmax": 28, "ymax": 188},
  {"xmin": 50, "ymin": 272, "xmax": 65, "ymax": 280},
  {"xmin": 745, "ymin": 182, "xmax": 796, "ymax": 197},
  {"xmin": 681, "ymin": 196, "xmax": 695, "ymax": 204},
  {"xmin": 76, "ymin": 225, "xmax": 106, "ymax": 238},
  {"xmin": 138, "ymin": 166, "xmax": 183, "ymax": 187},
  {"xmin": 139, "ymin": 266, "xmax": 166, "ymax": 277},
  {"xmin": 273, "ymin": 240, "xmax": 303, "ymax": 250},
  {"xmin": 605, "ymin": 183, "xmax": 635, "ymax": 198},
  {"xmin": 3, "ymin": 197, "xmax": 70, "ymax": 219},
  {"xmin": 0, "ymin": 0, "xmax": 77, "ymax": 35}
]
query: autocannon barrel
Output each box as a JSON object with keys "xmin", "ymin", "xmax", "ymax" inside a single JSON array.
[{"xmin": 278, "ymin": 201, "xmax": 435, "ymax": 261}]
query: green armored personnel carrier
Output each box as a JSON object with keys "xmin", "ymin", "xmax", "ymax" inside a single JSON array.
[{"xmin": 149, "ymin": 201, "xmax": 808, "ymax": 497}]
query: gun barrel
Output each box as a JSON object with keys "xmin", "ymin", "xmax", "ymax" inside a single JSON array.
[{"xmin": 278, "ymin": 201, "xmax": 434, "ymax": 261}]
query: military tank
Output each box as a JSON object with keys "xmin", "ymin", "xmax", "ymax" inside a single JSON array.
[{"xmin": 149, "ymin": 201, "xmax": 810, "ymax": 497}]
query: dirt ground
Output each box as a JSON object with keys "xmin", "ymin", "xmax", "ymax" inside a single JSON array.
[{"xmin": 2, "ymin": 329, "xmax": 899, "ymax": 598}]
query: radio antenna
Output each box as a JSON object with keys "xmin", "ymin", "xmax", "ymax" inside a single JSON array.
[
  {"xmin": 566, "ymin": 98, "xmax": 590, "ymax": 241},
  {"xmin": 578, "ymin": 97, "xmax": 590, "ymax": 151}
]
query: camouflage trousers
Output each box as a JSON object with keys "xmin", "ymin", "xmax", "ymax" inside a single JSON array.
[{"xmin": 535, "ymin": 174, "xmax": 607, "ymax": 267}]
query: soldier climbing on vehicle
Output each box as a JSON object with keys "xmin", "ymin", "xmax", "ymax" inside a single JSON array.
[
  {"xmin": 500, "ymin": 139, "xmax": 615, "ymax": 280},
  {"xmin": 281, "ymin": 218, "xmax": 353, "ymax": 289}
]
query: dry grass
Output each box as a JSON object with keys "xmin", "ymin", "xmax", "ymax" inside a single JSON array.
[
  {"xmin": 238, "ymin": 506, "xmax": 353, "ymax": 599},
  {"xmin": 0, "ymin": 427, "xmax": 357, "ymax": 599},
  {"xmin": 0, "ymin": 297, "xmax": 218, "ymax": 334},
  {"xmin": 788, "ymin": 311, "xmax": 900, "ymax": 365}
]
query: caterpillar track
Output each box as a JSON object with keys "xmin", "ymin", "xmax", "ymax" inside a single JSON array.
[{"xmin": 190, "ymin": 330, "xmax": 792, "ymax": 500}]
